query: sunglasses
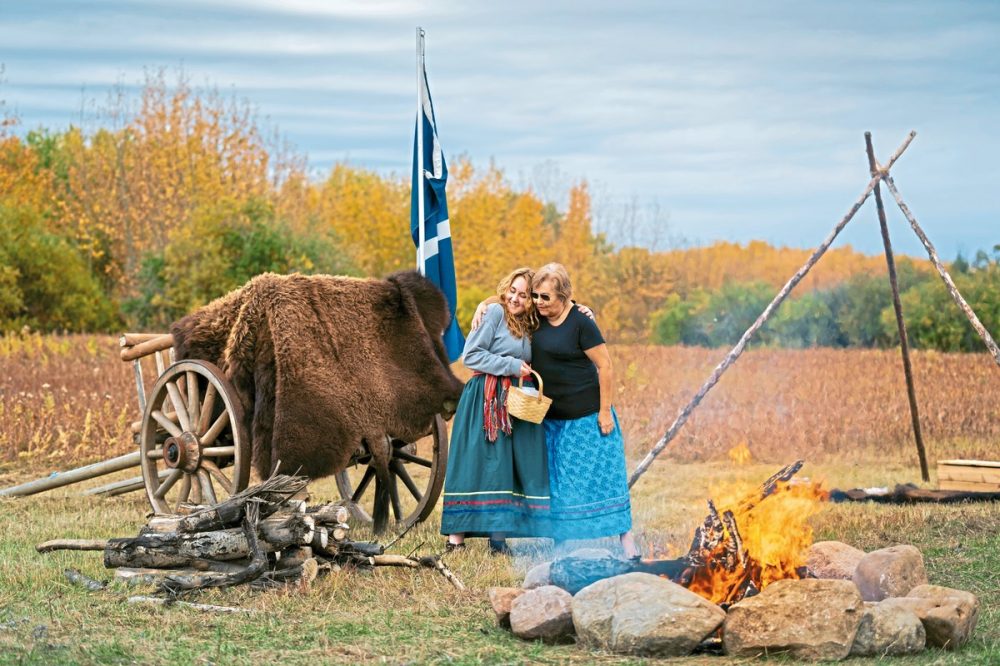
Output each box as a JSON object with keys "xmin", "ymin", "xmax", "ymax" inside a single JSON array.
[{"xmin": 531, "ymin": 292, "xmax": 554, "ymax": 302}]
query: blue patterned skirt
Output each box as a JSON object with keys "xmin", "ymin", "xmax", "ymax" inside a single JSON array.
[
  {"xmin": 544, "ymin": 408, "xmax": 632, "ymax": 540},
  {"xmin": 440, "ymin": 375, "xmax": 551, "ymax": 537}
]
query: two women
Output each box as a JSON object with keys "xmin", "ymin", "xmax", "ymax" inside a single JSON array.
[
  {"xmin": 452, "ymin": 262, "xmax": 638, "ymax": 558},
  {"xmin": 440, "ymin": 268, "xmax": 551, "ymax": 553}
]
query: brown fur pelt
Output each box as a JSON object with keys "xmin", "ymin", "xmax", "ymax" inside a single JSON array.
[{"xmin": 170, "ymin": 270, "xmax": 464, "ymax": 483}]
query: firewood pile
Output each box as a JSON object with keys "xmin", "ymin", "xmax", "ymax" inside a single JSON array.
[{"xmin": 37, "ymin": 474, "xmax": 464, "ymax": 598}]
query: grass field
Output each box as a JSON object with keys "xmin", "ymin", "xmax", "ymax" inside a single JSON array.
[{"xmin": 0, "ymin": 334, "xmax": 997, "ymax": 664}]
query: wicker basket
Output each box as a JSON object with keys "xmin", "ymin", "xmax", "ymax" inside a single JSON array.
[{"xmin": 506, "ymin": 369, "xmax": 552, "ymax": 424}]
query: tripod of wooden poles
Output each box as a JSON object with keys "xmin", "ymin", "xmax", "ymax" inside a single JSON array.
[{"xmin": 630, "ymin": 131, "xmax": 1000, "ymax": 487}]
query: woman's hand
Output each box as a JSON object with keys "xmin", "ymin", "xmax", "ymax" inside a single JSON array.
[
  {"xmin": 519, "ymin": 361, "xmax": 532, "ymax": 379},
  {"xmin": 470, "ymin": 301, "xmax": 489, "ymax": 331},
  {"xmin": 576, "ymin": 303, "xmax": 595, "ymax": 320},
  {"xmin": 598, "ymin": 408, "xmax": 614, "ymax": 435}
]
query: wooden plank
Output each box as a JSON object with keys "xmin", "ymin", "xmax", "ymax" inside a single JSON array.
[
  {"xmin": 937, "ymin": 465, "xmax": 1000, "ymax": 485},
  {"xmin": 937, "ymin": 459, "xmax": 1000, "ymax": 468},
  {"xmin": 939, "ymin": 479, "xmax": 1000, "ymax": 492}
]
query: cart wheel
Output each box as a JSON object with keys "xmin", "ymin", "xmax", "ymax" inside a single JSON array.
[
  {"xmin": 335, "ymin": 414, "xmax": 449, "ymax": 532},
  {"xmin": 139, "ymin": 360, "xmax": 251, "ymax": 515}
]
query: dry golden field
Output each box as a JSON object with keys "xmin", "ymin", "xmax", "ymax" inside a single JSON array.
[
  {"xmin": 3, "ymin": 333, "xmax": 998, "ymax": 481},
  {"xmin": 1, "ymin": 333, "xmax": 998, "ymax": 664}
]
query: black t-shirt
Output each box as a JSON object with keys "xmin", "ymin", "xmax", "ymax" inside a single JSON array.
[{"xmin": 531, "ymin": 307, "xmax": 606, "ymax": 420}]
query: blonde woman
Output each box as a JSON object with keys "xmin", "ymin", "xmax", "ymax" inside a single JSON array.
[{"xmin": 441, "ymin": 268, "xmax": 550, "ymax": 554}]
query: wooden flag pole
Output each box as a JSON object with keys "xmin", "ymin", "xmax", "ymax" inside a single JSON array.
[
  {"xmin": 865, "ymin": 132, "xmax": 929, "ymax": 482},
  {"xmin": 416, "ymin": 27, "xmax": 426, "ymax": 274}
]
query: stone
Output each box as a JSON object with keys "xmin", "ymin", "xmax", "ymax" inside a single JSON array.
[
  {"xmin": 572, "ymin": 572, "xmax": 725, "ymax": 657},
  {"xmin": 807, "ymin": 541, "xmax": 866, "ymax": 580},
  {"xmin": 566, "ymin": 547, "xmax": 615, "ymax": 560},
  {"xmin": 522, "ymin": 562, "xmax": 551, "ymax": 589},
  {"xmin": 723, "ymin": 578, "xmax": 865, "ymax": 661},
  {"xmin": 882, "ymin": 584, "xmax": 980, "ymax": 649},
  {"xmin": 487, "ymin": 587, "xmax": 525, "ymax": 628},
  {"xmin": 852, "ymin": 544, "xmax": 927, "ymax": 601},
  {"xmin": 509, "ymin": 585, "xmax": 574, "ymax": 643},
  {"xmin": 549, "ymin": 556, "xmax": 632, "ymax": 595},
  {"xmin": 850, "ymin": 601, "xmax": 925, "ymax": 656}
]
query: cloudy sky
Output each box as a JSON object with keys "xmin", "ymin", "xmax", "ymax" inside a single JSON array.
[{"xmin": 3, "ymin": 0, "xmax": 998, "ymax": 259}]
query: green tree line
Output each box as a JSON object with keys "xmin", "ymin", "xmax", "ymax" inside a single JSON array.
[
  {"xmin": 650, "ymin": 249, "xmax": 1000, "ymax": 352},
  {"xmin": 1, "ymin": 76, "xmax": 997, "ymax": 352}
]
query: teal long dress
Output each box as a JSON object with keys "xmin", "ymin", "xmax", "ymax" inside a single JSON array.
[{"xmin": 440, "ymin": 304, "xmax": 551, "ymax": 537}]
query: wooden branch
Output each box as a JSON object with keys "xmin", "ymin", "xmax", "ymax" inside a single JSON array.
[
  {"xmin": 371, "ymin": 554, "xmax": 420, "ymax": 568},
  {"xmin": 865, "ymin": 132, "xmax": 930, "ymax": 481},
  {"xmin": 419, "ymin": 555, "xmax": 466, "ymax": 590},
  {"xmin": 163, "ymin": 474, "xmax": 310, "ymax": 532},
  {"xmin": 63, "ymin": 568, "xmax": 107, "ymax": 591},
  {"xmin": 37, "ymin": 539, "xmax": 110, "ymax": 553},
  {"xmin": 882, "ymin": 174, "xmax": 1000, "ymax": 366},
  {"xmin": 127, "ymin": 595, "xmax": 255, "ymax": 614}
]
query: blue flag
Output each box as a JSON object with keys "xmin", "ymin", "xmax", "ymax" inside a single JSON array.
[{"xmin": 411, "ymin": 59, "xmax": 464, "ymax": 362}]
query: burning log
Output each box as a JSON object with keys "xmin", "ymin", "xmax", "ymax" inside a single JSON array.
[{"xmin": 551, "ymin": 460, "xmax": 817, "ymax": 607}]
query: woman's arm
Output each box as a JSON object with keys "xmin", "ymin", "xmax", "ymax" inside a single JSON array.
[
  {"xmin": 463, "ymin": 305, "xmax": 523, "ymax": 376},
  {"xmin": 470, "ymin": 296, "xmax": 500, "ymax": 331},
  {"xmin": 583, "ymin": 343, "xmax": 615, "ymax": 435}
]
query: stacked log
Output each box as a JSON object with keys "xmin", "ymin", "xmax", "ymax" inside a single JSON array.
[{"xmin": 37, "ymin": 474, "xmax": 464, "ymax": 594}]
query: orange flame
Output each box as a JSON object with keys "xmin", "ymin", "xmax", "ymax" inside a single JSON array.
[{"xmin": 686, "ymin": 478, "xmax": 828, "ymax": 605}]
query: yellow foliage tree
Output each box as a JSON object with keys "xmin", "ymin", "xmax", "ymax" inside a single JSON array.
[{"xmin": 316, "ymin": 164, "xmax": 411, "ymax": 277}]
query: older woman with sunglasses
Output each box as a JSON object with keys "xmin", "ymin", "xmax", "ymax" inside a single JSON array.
[{"xmin": 471, "ymin": 263, "xmax": 638, "ymax": 558}]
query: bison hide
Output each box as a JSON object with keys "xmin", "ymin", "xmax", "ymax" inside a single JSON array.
[{"xmin": 171, "ymin": 270, "xmax": 464, "ymax": 528}]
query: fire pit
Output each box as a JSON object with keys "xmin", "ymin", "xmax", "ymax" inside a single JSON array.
[{"xmin": 551, "ymin": 460, "xmax": 826, "ymax": 606}]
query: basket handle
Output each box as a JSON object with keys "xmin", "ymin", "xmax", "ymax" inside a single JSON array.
[{"xmin": 518, "ymin": 369, "xmax": 544, "ymax": 400}]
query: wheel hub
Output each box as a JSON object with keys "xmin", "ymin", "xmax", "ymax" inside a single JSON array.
[{"xmin": 162, "ymin": 431, "xmax": 201, "ymax": 473}]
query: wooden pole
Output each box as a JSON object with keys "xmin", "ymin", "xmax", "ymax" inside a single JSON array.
[
  {"xmin": 881, "ymin": 175, "xmax": 1000, "ymax": 366},
  {"xmin": 865, "ymin": 132, "xmax": 930, "ymax": 482},
  {"xmin": 628, "ymin": 132, "xmax": 918, "ymax": 488},
  {"xmin": 0, "ymin": 451, "xmax": 142, "ymax": 497}
]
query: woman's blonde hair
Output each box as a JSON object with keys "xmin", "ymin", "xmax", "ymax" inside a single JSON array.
[
  {"xmin": 497, "ymin": 267, "xmax": 539, "ymax": 338},
  {"xmin": 532, "ymin": 262, "xmax": 573, "ymax": 302}
]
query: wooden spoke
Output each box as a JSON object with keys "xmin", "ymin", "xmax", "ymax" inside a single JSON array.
[
  {"xmin": 151, "ymin": 410, "xmax": 183, "ymax": 438},
  {"xmin": 201, "ymin": 459, "xmax": 233, "ymax": 494},
  {"xmin": 177, "ymin": 474, "xmax": 192, "ymax": 505},
  {"xmin": 186, "ymin": 370, "xmax": 200, "ymax": 429},
  {"xmin": 393, "ymin": 449, "xmax": 433, "ymax": 468},
  {"xmin": 351, "ymin": 467, "xmax": 376, "ymax": 503},
  {"xmin": 198, "ymin": 470, "xmax": 218, "ymax": 505},
  {"xmin": 145, "ymin": 448, "xmax": 164, "ymax": 460},
  {"xmin": 391, "ymin": 460, "xmax": 423, "ymax": 502},
  {"xmin": 197, "ymin": 383, "xmax": 217, "ymax": 436},
  {"xmin": 190, "ymin": 474, "xmax": 203, "ymax": 505},
  {"xmin": 201, "ymin": 446, "xmax": 235, "ymax": 457},
  {"xmin": 165, "ymin": 381, "xmax": 192, "ymax": 432},
  {"xmin": 388, "ymin": 473, "xmax": 402, "ymax": 521},
  {"xmin": 154, "ymin": 469, "xmax": 183, "ymax": 499},
  {"xmin": 201, "ymin": 411, "xmax": 230, "ymax": 446}
]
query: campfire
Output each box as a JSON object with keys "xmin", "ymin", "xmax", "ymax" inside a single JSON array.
[
  {"xmin": 684, "ymin": 460, "xmax": 829, "ymax": 605},
  {"xmin": 550, "ymin": 460, "xmax": 829, "ymax": 607}
]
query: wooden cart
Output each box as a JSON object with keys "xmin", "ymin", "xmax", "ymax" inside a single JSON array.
[{"xmin": 1, "ymin": 332, "xmax": 450, "ymax": 531}]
